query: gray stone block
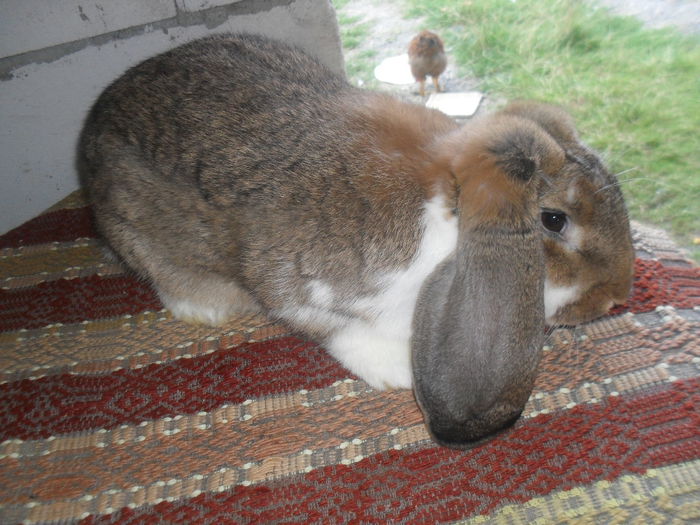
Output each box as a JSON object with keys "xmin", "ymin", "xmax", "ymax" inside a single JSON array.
[
  {"xmin": 0, "ymin": 0, "xmax": 177, "ymax": 58},
  {"xmin": 175, "ymin": 0, "xmax": 245, "ymax": 13},
  {"xmin": 0, "ymin": 0, "xmax": 343, "ymax": 234}
]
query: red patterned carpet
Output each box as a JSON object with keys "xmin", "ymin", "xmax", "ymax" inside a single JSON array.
[{"xmin": 1, "ymin": 192, "xmax": 699, "ymax": 524}]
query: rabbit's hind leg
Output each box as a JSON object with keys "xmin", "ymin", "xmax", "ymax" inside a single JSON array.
[
  {"xmin": 90, "ymin": 163, "xmax": 261, "ymax": 326},
  {"xmin": 153, "ymin": 267, "xmax": 262, "ymax": 327},
  {"xmin": 95, "ymin": 212, "xmax": 260, "ymax": 326}
]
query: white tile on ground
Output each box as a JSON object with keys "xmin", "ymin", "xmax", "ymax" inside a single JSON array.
[{"xmin": 425, "ymin": 92, "xmax": 483, "ymax": 117}]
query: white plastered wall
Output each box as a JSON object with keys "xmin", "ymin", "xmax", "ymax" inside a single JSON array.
[{"xmin": 0, "ymin": 0, "xmax": 344, "ymax": 234}]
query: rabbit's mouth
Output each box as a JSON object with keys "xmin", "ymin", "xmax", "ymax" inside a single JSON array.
[
  {"xmin": 545, "ymin": 294, "xmax": 617, "ymax": 326},
  {"xmin": 544, "ymin": 275, "xmax": 633, "ymax": 326},
  {"xmin": 544, "ymin": 280, "xmax": 580, "ymax": 320}
]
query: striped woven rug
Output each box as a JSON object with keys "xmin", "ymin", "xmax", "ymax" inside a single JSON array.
[{"xmin": 1, "ymin": 191, "xmax": 698, "ymax": 524}]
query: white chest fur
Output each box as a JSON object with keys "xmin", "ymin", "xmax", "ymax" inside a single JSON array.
[{"xmin": 325, "ymin": 195, "xmax": 458, "ymax": 389}]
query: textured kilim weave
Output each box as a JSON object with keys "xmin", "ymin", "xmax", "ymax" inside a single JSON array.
[{"xmin": 0, "ymin": 191, "xmax": 699, "ymax": 524}]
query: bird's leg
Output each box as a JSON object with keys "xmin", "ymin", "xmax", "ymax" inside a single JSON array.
[
  {"xmin": 433, "ymin": 76, "xmax": 441, "ymax": 93},
  {"xmin": 419, "ymin": 79, "xmax": 426, "ymax": 97}
]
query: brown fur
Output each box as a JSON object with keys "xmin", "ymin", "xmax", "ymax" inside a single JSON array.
[
  {"xmin": 79, "ymin": 34, "xmax": 634, "ymax": 447},
  {"xmin": 440, "ymin": 115, "xmax": 565, "ymax": 230},
  {"xmin": 408, "ymin": 30, "xmax": 447, "ymax": 96},
  {"xmin": 501, "ymin": 101, "xmax": 635, "ymax": 323}
]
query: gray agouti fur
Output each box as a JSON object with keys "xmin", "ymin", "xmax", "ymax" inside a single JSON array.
[{"xmin": 79, "ymin": 34, "xmax": 634, "ymax": 447}]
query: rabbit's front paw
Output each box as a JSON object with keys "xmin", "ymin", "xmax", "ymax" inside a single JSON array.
[{"xmin": 327, "ymin": 325, "xmax": 413, "ymax": 390}]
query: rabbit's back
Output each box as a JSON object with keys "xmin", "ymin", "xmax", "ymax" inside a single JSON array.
[
  {"xmin": 81, "ymin": 34, "xmax": 349, "ymax": 189},
  {"xmin": 79, "ymin": 34, "xmax": 633, "ymax": 437},
  {"xmin": 79, "ymin": 33, "xmax": 458, "ymax": 333}
]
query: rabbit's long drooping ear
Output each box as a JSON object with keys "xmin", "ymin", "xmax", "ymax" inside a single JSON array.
[{"xmin": 412, "ymin": 116, "xmax": 564, "ymax": 448}]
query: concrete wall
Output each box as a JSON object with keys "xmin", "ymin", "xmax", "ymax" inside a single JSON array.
[{"xmin": 0, "ymin": 0, "xmax": 344, "ymax": 234}]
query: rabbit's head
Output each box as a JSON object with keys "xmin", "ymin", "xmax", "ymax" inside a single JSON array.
[
  {"xmin": 501, "ymin": 102, "xmax": 635, "ymax": 325},
  {"xmin": 412, "ymin": 104, "xmax": 634, "ymax": 448},
  {"xmin": 412, "ymin": 115, "xmax": 562, "ymax": 448}
]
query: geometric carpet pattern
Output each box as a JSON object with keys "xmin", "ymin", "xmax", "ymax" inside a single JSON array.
[{"xmin": 1, "ymin": 191, "xmax": 698, "ymax": 524}]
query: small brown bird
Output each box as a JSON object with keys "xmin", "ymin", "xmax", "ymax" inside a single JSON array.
[{"xmin": 408, "ymin": 30, "xmax": 447, "ymax": 97}]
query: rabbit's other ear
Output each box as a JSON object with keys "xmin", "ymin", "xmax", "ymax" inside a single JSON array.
[
  {"xmin": 412, "ymin": 116, "xmax": 557, "ymax": 448},
  {"xmin": 498, "ymin": 100, "xmax": 579, "ymax": 146}
]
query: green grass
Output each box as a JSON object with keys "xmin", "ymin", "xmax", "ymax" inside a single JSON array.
[
  {"xmin": 394, "ymin": 0, "xmax": 700, "ymax": 259},
  {"xmin": 333, "ymin": 4, "xmax": 379, "ymax": 87},
  {"xmin": 345, "ymin": 48, "xmax": 378, "ymax": 83},
  {"xmin": 338, "ymin": 13, "xmax": 369, "ymax": 50}
]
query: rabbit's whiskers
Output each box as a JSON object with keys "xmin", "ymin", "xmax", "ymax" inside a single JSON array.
[
  {"xmin": 595, "ymin": 168, "xmax": 657, "ymax": 195},
  {"xmin": 613, "ymin": 167, "xmax": 641, "ymax": 179},
  {"xmin": 542, "ymin": 324, "xmax": 582, "ymax": 383},
  {"xmin": 572, "ymin": 325, "xmax": 582, "ymax": 381},
  {"xmin": 543, "ymin": 326, "xmax": 556, "ymax": 348},
  {"xmin": 539, "ymin": 173, "xmax": 554, "ymax": 189}
]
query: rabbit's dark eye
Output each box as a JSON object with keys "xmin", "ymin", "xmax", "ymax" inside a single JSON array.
[{"xmin": 541, "ymin": 211, "xmax": 567, "ymax": 233}]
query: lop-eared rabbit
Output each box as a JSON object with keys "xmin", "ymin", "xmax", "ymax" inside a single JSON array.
[{"xmin": 79, "ymin": 34, "xmax": 634, "ymax": 448}]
